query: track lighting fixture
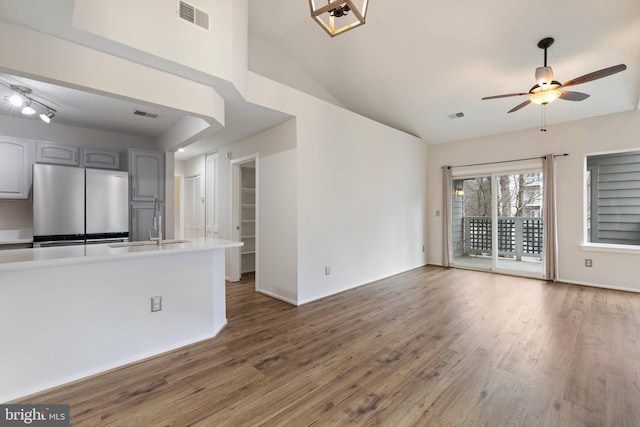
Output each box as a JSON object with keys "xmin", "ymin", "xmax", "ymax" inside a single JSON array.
[{"xmin": 3, "ymin": 83, "xmax": 58, "ymax": 124}]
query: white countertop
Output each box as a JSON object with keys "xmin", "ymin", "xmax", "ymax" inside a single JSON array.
[
  {"xmin": 0, "ymin": 228, "xmax": 33, "ymax": 245},
  {"xmin": 0, "ymin": 237, "xmax": 243, "ymax": 272}
]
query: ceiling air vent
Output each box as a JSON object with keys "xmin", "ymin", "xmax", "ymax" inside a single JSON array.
[
  {"xmin": 178, "ymin": 1, "xmax": 210, "ymax": 30},
  {"xmin": 447, "ymin": 112, "xmax": 465, "ymax": 120},
  {"xmin": 133, "ymin": 110, "xmax": 158, "ymax": 119}
]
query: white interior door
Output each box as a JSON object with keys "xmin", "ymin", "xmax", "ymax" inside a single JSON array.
[
  {"xmin": 205, "ymin": 153, "xmax": 218, "ymax": 238},
  {"xmin": 185, "ymin": 175, "xmax": 204, "ymax": 239}
]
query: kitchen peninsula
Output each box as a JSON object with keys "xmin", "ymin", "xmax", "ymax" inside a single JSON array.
[{"xmin": 0, "ymin": 238, "xmax": 242, "ymax": 402}]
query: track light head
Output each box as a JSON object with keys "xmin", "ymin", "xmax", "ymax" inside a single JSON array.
[
  {"xmin": 39, "ymin": 111, "xmax": 55, "ymax": 123},
  {"xmin": 9, "ymin": 94, "xmax": 24, "ymax": 107},
  {"xmin": 21, "ymin": 104, "xmax": 36, "ymax": 115}
]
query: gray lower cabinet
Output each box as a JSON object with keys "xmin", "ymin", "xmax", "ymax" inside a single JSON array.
[
  {"xmin": 35, "ymin": 141, "xmax": 79, "ymax": 166},
  {"xmin": 0, "ymin": 137, "xmax": 31, "ymax": 199},
  {"xmin": 130, "ymin": 202, "xmax": 157, "ymax": 242}
]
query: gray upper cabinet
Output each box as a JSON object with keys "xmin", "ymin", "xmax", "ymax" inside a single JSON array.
[
  {"xmin": 83, "ymin": 148, "xmax": 121, "ymax": 170},
  {"xmin": 36, "ymin": 141, "xmax": 79, "ymax": 166},
  {"xmin": 129, "ymin": 148, "xmax": 165, "ymax": 202},
  {"xmin": 0, "ymin": 137, "xmax": 31, "ymax": 199}
]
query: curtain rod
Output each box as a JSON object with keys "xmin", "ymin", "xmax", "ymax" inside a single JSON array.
[{"xmin": 443, "ymin": 153, "xmax": 568, "ymax": 169}]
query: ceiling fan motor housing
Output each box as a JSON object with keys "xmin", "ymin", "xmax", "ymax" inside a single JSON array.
[{"xmin": 535, "ymin": 66, "xmax": 554, "ymax": 85}]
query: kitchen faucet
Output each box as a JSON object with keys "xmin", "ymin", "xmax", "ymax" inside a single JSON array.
[{"xmin": 149, "ymin": 195, "xmax": 163, "ymax": 245}]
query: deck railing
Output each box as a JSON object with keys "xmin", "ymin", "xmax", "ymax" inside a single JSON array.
[{"xmin": 463, "ymin": 216, "xmax": 543, "ymax": 260}]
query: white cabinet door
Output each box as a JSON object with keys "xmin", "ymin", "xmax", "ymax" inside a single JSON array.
[
  {"xmin": 129, "ymin": 149, "xmax": 165, "ymax": 202},
  {"xmin": 35, "ymin": 141, "xmax": 79, "ymax": 166},
  {"xmin": 0, "ymin": 138, "xmax": 31, "ymax": 199}
]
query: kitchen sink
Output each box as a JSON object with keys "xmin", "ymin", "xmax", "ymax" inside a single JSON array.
[{"xmin": 108, "ymin": 239, "xmax": 190, "ymax": 248}]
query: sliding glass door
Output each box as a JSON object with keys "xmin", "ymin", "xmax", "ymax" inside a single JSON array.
[
  {"xmin": 452, "ymin": 169, "xmax": 544, "ymax": 278},
  {"xmin": 452, "ymin": 176, "xmax": 493, "ymax": 271}
]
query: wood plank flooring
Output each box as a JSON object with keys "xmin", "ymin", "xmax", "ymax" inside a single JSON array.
[{"xmin": 13, "ymin": 266, "xmax": 640, "ymax": 426}]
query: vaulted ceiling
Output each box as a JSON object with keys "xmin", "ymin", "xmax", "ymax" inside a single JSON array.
[{"xmin": 249, "ymin": 0, "xmax": 640, "ymax": 143}]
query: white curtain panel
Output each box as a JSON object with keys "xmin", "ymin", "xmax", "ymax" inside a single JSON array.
[
  {"xmin": 442, "ymin": 166, "xmax": 453, "ymax": 267},
  {"xmin": 543, "ymin": 154, "xmax": 557, "ymax": 281}
]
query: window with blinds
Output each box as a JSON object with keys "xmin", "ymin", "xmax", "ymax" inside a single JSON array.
[{"xmin": 587, "ymin": 150, "xmax": 640, "ymax": 245}]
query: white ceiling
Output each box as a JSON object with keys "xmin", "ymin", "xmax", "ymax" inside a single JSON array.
[
  {"xmin": 250, "ymin": 0, "xmax": 640, "ymax": 143},
  {"xmin": 0, "ymin": 0, "xmax": 639, "ymax": 158},
  {"xmin": 0, "ymin": 73, "xmax": 185, "ymax": 138}
]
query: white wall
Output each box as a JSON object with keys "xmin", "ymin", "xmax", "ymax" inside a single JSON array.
[
  {"xmin": 73, "ymin": 0, "xmax": 247, "ymax": 95},
  {"xmin": 246, "ymin": 73, "xmax": 428, "ymax": 304},
  {"xmin": 184, "ymin": 155, "xmax": 206, "ymax": 178},
  {"xmin": 0, "ymin": 21, "xmax": 224, "ymax": 126},
  {"xmin": 0, "ymin": 249, "xmax": 227, "ymax": 402},
  {"xmin": 248, "ymin": 32, "xmax": 345, "ymax": 108},
  {"xmin": 295, "ymin": 102, "xmax": 428, "ymax": 303},
  {"xmin": 216, "ymin": 119, "xmax": 298, "ymax": 302},
  {"xmin": 427, "ymin": 109, "xmax": 640, "ymax": 291}
]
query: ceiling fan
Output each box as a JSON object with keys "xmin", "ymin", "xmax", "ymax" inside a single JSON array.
[{"xmin": 482, "ymin": 37, "xmax": 627, "ymax": 113}]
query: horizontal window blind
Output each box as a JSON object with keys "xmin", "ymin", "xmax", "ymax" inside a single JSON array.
[{"xmin": 588, "ymin": 151, "xmax": 640, "ymax": 245}]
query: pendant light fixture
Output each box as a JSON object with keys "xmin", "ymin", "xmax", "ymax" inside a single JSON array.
[{"xmin": 309, "ymin": 0, "xmax": 369, "ymax": 37}]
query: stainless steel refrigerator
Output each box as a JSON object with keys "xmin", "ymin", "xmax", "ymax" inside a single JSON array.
[{"xmin": 33, "ymin": 164, "xmax": 129, "ymax": 247}]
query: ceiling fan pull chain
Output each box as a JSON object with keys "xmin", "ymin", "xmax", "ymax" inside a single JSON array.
[{"xmin": 540, "ymin": 105, "xmax": 547, "ymax": 132}]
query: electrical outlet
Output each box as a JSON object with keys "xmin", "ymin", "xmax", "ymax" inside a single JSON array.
[
  {"xmin": 325, "ymin": 266, "xmax": 331, "ymax": 275},
  {"xmin": 585, "ymin": 259, "xmax": 593, "ymax": 268},
  {"xmin": 151, "ymin": 296, "xmax": 162, "ymax": 312},
  {"xmin": 422, "ymin": 245, "xmax": 425, "ymax": 252},
  {"xmin": 436, "ymin": 210, "xmax": 441, "ymax": 217}
]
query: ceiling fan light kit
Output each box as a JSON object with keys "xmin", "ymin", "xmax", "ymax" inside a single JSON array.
[
  {"xmin": 309, "ymin": 0, "xmax": 369, "ymax": 37},
  {"xmin": 482, "ymin": 37, "xmax": 627, "ymax": 129}
]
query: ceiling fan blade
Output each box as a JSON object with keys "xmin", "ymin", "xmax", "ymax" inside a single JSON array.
[
  {"xmin": 482, "ymin": 92, "xmax": 529, "ymax": 100},
  {"xmin": 559, "ymin": 91, "xmax": 590, "ymax": 101},
  {"xmin": 508, "ymin": 100, "xmax": 531, "ymax": 113},
  {"xmin": 562, "ymin": 64, "xmax": 627, "ymax": 88}
]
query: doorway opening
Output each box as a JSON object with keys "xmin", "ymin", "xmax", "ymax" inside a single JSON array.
[
  {"xmin": 229, "ymin": 154, "xmax": 258, "ymax": 287},
  {"xmin": 452, "ymin": 170, "xmax": 544, "ymax": 278}
]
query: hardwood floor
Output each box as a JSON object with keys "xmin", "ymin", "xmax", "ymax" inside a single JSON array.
[{"xmin": 14, "ymin": 266, "xmax": 640, "ymax": 426}]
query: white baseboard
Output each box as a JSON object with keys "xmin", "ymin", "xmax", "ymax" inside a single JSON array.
[
  {"xmin": 257, "ymin": 288, "xmax": 297, "ymax": 306},
  {"xmin": 556, "ymin": 278, "xmax": 640, "ymax": 294}
]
